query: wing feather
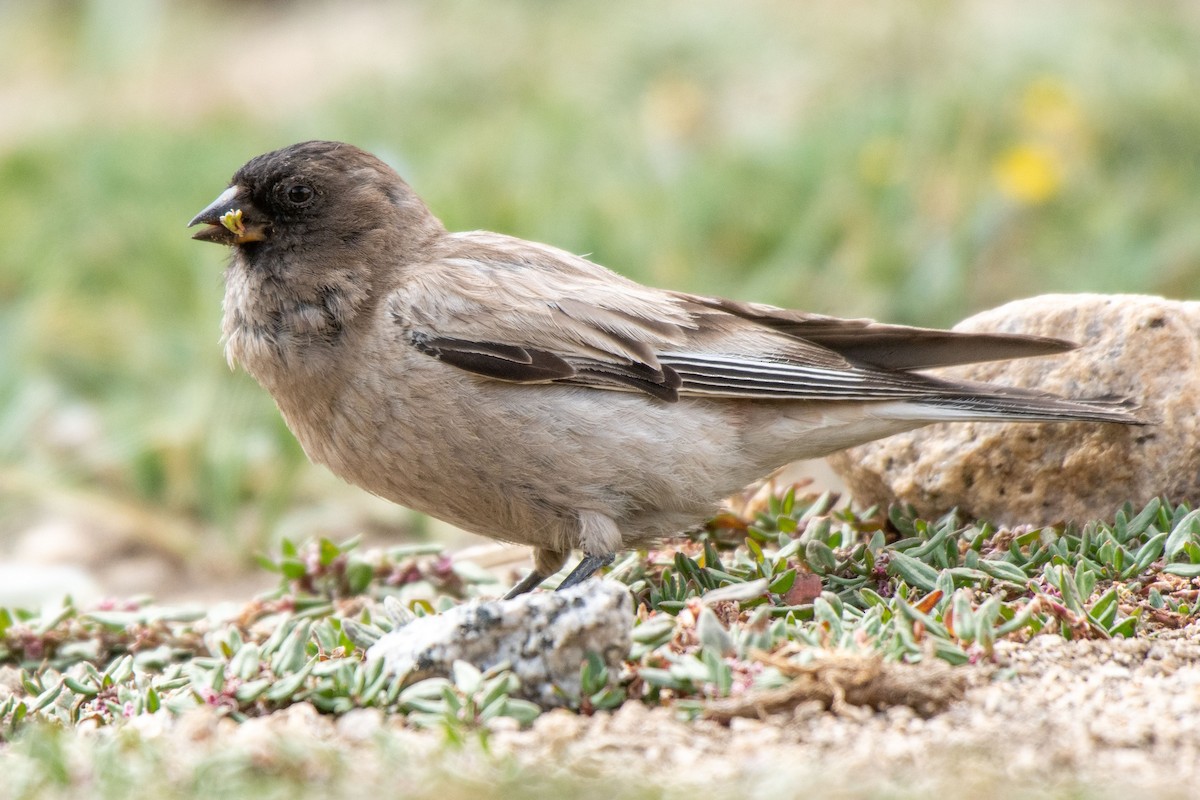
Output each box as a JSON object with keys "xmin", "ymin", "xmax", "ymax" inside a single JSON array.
[
  {"xmin": 675, "ymin": 293, "xmax": 1078, "ymax": 369},
  {"xmin": 410, "ymin": 333, "xmax": 576, "ymax": 382},
  {"xmin": 390, "ymin": 233, "xmax": 1084, "ymax": 406}
]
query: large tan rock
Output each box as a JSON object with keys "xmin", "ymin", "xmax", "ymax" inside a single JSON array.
[{"xmin": 827, "ymin": 294, "xmax": 1195, "ymax": 526}]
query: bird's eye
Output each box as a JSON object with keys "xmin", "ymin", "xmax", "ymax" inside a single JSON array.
[{"xmin": 284, "ymin": 184, "xmax": 314, "ymax": 207}]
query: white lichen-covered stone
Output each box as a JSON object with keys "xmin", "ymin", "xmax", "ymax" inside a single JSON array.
[
  {"xmin": 828, "ymin": 294, "xmax": 1187, "ymax": 525},
  {"xmin": 367, "ymin": 581, "xmax": 632, "ymax": 706}
]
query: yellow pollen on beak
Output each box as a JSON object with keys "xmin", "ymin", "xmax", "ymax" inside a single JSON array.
[{"xmin": 220, "ymin": 208, "xmax": 247, "ymax": 237}]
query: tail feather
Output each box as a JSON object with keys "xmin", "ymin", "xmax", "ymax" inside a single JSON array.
[{"xmin": 914, "ymin": 387, "xmax": 1144, "ymax": 425}]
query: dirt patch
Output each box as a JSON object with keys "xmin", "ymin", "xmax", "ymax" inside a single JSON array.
[
  {"xmin": 702, "ymin": 648, "xmax": 966, "ymax": 721},
  {"xmin": 476, "ymin": 626, "xmax": 1200, "ymax": 794}
]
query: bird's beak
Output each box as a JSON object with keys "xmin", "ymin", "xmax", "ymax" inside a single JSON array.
[{"xmin": 188, "ymin": 185, "xmax": 269, "ymax": 245}]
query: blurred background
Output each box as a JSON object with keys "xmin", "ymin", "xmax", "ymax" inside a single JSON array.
[{"xmin": 1, "ymin": 0, "xmax": 1198, "ymax": 601}]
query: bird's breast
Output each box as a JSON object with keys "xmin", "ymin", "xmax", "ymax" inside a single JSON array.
[{"xmin": 221, "ymin": 264, "xmax": 355, "ymax": 390}]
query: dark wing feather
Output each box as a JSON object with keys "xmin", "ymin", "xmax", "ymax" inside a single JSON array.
[
  {"xmin": 676, "ymin": 294, "xmax": 1077, "ymax": 370},
  {"xmin": 410, "ymin": 333, "xmax": 576, "ymax": 382},
  {"xmin": 409, "ymin": 330, "xmax": 684, "ymax": 400},
  {"xmin": 572, "ymin": 361, "xmax": 682, "ymax": 401}
]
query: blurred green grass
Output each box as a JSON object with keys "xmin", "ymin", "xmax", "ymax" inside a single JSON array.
[{"xmin": 1, "ymin": 0, "xmax": 1199, "ymax": 575}]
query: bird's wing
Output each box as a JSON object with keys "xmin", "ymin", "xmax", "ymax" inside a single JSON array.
[{"xmin": 389, "ymin": 235, "xmax": 1071, "ymax": 403}]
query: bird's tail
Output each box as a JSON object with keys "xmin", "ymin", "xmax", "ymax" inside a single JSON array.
[{"xmin": 905, "ymin": 383, "xmax": 1146, "ymax": 425}]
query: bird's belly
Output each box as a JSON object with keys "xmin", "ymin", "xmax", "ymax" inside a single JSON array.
[{"xmin": 286, "ymin": 363, "xmax": 760, "ymax": 548}]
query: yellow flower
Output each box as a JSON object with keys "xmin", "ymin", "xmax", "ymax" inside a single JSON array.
[{"xmin": 993, "ymin": 144, "xmax": 1063, "ymax": 205}]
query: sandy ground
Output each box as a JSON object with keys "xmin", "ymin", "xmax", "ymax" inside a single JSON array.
[{"xmin": 471, "ymin": 626, "xmax": 1200, "ymax": 796}]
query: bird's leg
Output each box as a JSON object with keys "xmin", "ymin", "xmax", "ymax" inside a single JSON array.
[
  {"xmin": 502, "ymin": 570, "xmax": 546, "ymax": 599},
  {"xmin": 555, "ymin": 511, "xmax": 622, "ymax": 591},
  {"xmin": 503, "ymin": 547, "xmax": 567, "ymax": 599},
  {"xmin": 555, "ymin": 553, "xmax": 615, "ymax": 591}
]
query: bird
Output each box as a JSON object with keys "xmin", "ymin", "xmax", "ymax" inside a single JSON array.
[{"xmin": 189, "ymin": 140, "xmax": 1142, "ymax": 598}]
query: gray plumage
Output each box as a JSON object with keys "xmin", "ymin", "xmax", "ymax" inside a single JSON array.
[{"xmin": 190, "ymin": 140, "xmax": 1142, "ymax": 595}]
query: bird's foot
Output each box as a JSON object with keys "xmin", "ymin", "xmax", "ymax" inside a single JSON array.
[{"xmin": 555, "ymin": 553, "xmax": 615, "ymax": 591}]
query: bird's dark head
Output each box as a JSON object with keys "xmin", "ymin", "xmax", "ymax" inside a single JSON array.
[
  {"xmin": 188, "ymin": 140, "xmax": 443, "ymax": 267},
  {"xmin": 191, "ymin": 141, "xmax": 446, "ymax": 382}
]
